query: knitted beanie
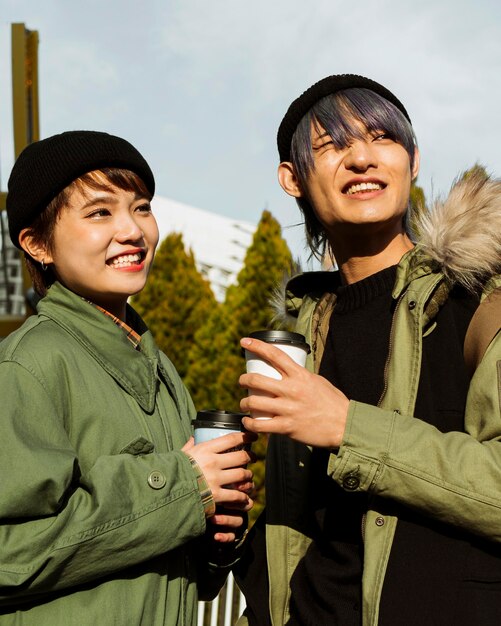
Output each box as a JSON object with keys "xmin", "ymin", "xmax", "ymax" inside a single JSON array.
[
  {"xmin": 277, "ymin": 74, "xmax": 411, "ymax": 162},
  {"xmin": 6, "ymin": 130, "xmax": 155, "ymax": 248}
]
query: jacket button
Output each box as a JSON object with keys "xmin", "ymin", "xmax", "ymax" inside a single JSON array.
[
  {"xmin": 408, "ymin": 300, "xmax": 416, "ymax": 310},
  {"xmin": 148, "ymin": 470, "xmax": 166, "ymax": 489},
  {"xmin": 343, "ymin": 475, "xmax": 360, "ymax": 491},
  {"xmin": 375, "ymin": 516, "xmax": 385, "ymax": 527}
]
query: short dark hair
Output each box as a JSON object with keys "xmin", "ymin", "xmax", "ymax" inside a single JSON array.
[
  {"xmin": 290, "ymin": 88, "xmax": 417, "ymax": 259},
  {"xmin": 24, "ymin": 168, "xmax": 152, "ymax": 297}
]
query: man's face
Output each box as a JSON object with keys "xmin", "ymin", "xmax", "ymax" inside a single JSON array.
[{"xmin": 299, "ymin": 119, "xmax": 419, "ymax": 242}]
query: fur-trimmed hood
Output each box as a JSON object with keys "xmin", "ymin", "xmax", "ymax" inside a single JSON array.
[
  {"xmin": 416, "ymin": 168, "xmax": 501, "ymax": 292},
  {"xmin": 272, "ymin": 168, "xmax": 501, "ymax": 327}
]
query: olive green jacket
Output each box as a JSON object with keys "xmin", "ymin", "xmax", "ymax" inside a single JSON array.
[
  {"xmin": 260, "ymin": 245, "xmax": 501, "ymax": 625},
  {"xmin": 0, "ymin": 282, "xmax": 229, "ymax": 625},
  {"xmin": 235, "ymin": 170, "xmax": 501, "ymax": 626}
]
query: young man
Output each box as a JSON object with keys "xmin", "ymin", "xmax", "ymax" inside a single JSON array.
[
  {"xmin": 236, "ymin": 74, "xmax": 501, "ymax": 625},
  {"xmin": 0, "ymin": 131, "xmax": 255, "ymax": 625}
]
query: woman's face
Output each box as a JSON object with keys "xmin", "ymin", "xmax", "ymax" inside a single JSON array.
[{"xmin": 42, "ymin": 180, "xmax": 159, "ymax": 318}]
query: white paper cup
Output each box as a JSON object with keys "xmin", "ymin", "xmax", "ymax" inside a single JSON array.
[{"xmin": 244, "ymin": 330, "xmax": 310, "ymax": 419}]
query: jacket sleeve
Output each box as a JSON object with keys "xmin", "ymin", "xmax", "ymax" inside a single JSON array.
[
  {"xmin": 329, "ymin": 334, "xmax": 501, "ymax": 541},
  {"xmin": 0, "ymin": 360, "xmax": 207, "ymax": 605},
  {"xmin": 158, "ymin": 358, "xmax": 248, "ymax": 600}
]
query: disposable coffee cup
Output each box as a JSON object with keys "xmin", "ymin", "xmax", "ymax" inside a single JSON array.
[
  {"xmin": 244, "ymin": 330, "xmax": 310, "ymax": 420},
  {"xmin": 192, "ymin": 410, "xmax": 248, "ymax": 449}
]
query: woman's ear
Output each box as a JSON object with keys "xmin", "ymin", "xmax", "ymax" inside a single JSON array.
[
  {"xmin": 18, "ymin": 228, "xmax": 53, "ymax": 264},
  {"xmin": 278, "ymin": 162, "xmax": 304, "ymax": 198}
]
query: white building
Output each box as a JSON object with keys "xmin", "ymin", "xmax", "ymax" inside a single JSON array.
[
  {"xmin": 152, "ymin": 196, "xmax": 256, "ymax": 301},
  {"xmin": 0, "ymin": 197, "xmax": 256, "ymax": 318}
]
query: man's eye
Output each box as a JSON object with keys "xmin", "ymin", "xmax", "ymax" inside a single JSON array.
[
  {"xmin": 313, "ymin": 140, "xmax": 334, "ymax": 151},
  {"xmin": 136, "ymin": 203, "xmax": 152, "ymax": 213},
  {"xmin": 373, "ymin": 132, "xmax": 389, "ymax": 141}
]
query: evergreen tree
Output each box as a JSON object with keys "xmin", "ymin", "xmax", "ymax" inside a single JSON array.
[
  {"xmin": 409, "ymin": 179, "xmax": 427, "ymax": 238},
  {"xmin": 133, "ymin": 232, "xmax": 216, "ymax": 380},
  {"xmin": 185, "ymin": 210, "xmax": 294, "ymax": 522}
]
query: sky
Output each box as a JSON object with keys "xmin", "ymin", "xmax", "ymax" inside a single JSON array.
[{"xmin": 1, "ymin": 0, "xmax": 501, "ymax": 267}]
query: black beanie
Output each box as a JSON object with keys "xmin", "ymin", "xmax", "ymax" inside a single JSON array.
[
  {"xmin": 277, "ymin": 74, "xmax": 411, "ymax": 162},
  {"xmin": 6, "ymin": 130, "xmax": 155, "ymax": 248}
]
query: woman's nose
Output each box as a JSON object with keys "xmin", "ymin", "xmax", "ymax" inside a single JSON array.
[{"xmin": 115, "ymin": 215, "xmax": 143, "ymax": 242}]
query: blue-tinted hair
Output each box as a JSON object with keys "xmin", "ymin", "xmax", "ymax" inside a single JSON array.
[{"xmin": 290, "ymin": 88, "xmax": 417, "ymax": 259}]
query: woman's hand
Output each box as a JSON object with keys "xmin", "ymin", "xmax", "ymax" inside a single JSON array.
[
  {"xmin": 182, "ymin": 432, "xmax": 256, "ymax": 519},
  {"xmin": 239, "ymin": 337, "xmax": 349, "ymax": 448}
]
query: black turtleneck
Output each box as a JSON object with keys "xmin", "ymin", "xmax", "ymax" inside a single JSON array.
[{"xmin": 287, "ymin": 265, "xmax": 397, "ymax": 626}]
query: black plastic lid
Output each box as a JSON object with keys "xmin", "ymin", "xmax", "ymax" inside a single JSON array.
[
  {"xmin": 248, "ymin": 330, "xmax": 311, "ymax": 353},
  {"xmin": 192, "ymin": 409, "xmax": 247, "ymax": 428}
]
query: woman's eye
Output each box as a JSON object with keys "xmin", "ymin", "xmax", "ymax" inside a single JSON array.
[
  {"xmin": 136, "ymin": 203, "xmax": 152, "ymax": 213},
  {"xmin": 88, "ymin": 209, "xmax": 110, "ymax": 218}
]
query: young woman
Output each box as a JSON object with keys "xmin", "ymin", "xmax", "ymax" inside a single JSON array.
[{"xmin": 0, "ymin": 130, "xmax": 255, "ymax": 625}]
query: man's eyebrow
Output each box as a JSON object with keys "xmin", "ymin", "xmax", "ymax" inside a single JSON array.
[{"xmin": 312, "ymin": 131, "xmax": 332, "ymax": 145}]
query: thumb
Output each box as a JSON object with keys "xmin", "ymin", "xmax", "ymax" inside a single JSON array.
[{"xmin": 182, "ymin": 436, "xmax": 195, "ymax": 452}]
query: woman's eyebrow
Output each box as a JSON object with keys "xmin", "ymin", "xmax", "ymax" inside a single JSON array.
[{"xmin": 78, "ymin": 194, "xmax": 119, "ymax": 211}]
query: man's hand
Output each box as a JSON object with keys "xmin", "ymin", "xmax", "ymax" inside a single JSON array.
[{"xmin": 239, "ymin": 337, "xmax": 349, "ymax": 448}]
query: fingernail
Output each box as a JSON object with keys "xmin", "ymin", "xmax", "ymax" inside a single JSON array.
[{"xmin": 241, "ymin": 338, "xmax": 252, "ymax": 347}]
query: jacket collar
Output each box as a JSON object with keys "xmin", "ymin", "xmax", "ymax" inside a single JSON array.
[
  {"xmin": 284, "ymin": 245, "xmax": 437, "ymax": 315},
  {"xmin": 37, "ymin": 282, "xmax": 160, "ymax": 412}
]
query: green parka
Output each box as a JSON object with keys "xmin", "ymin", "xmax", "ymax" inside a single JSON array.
[
  {"xmin": 238, "ymin": 172, "xmax": 501, "ymax": 625},
  {"xmin": 0, "ymin": 282, "xmax": 231, "ymax": 625}
]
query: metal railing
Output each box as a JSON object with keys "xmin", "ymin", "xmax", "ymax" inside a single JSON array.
[{"xmin": 198, "ymin": 573, "xmax": 245, "ymax": 626}]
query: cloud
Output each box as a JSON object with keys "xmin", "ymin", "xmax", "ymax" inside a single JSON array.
[{"xmin": 2, "ymin": 0, "xmax": 501, "ymax": 263}]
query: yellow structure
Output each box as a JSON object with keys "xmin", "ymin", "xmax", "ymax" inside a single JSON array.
[{"xmin": 0, "ymin": 23, "xmax": 39, "ymax": 338}]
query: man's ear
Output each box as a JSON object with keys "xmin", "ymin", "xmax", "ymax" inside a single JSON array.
[
  {"xmin": 278, "ymin": 162, "xmax": 304, "ymax": 198},
  {"xmin": 18, "ymin": 228, "xmax": 53, "ymax": 264},
  {"xmin": 411, "ymin": 147, "xmax": 420, "ymax": 181}
]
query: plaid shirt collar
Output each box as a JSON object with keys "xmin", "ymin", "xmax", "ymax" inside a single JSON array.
[{"xmin": 86, "ymin": 301, "xmax": 142, "ymax": 350}]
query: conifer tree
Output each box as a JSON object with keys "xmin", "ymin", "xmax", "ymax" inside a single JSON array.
[
  {"xmin": 185, "ymin": 210, "xmax": 293, "ymax": 522},
  {"xmin": 409, "ymin": 179, "xmax": 427, "ymax": 238},
  {"xmin": 133, "ymin": 232, "xmax": 216, "ymax": 380}
]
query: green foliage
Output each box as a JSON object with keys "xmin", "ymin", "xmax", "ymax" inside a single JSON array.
[
  {"xmin": 133, "ymin": 232, "xmax": 217, "ymax": 380},
  {"xmin": 408, "ymin": 180, "xmax": 427, "ymax": 238},
  {"xmin": 460, "ymin": 163, "xmax": 489, "ymax": 183},
  {"xmin": 185, "ymin": 210, "xmax": 293, "ymax": 523}
]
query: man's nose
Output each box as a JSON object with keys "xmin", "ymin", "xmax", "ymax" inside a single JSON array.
[{"xmin": 343, "ymin": 140, "xmax": 376, "ymax": 171}]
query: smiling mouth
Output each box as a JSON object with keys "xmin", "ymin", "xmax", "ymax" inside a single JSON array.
[
  {"xmin": 344, "ymin": 182, "xmax": 385, "ymax": 195},
  {"xmin": 108, "ymin": 252, "xmax": 145, "ymax": 268}
]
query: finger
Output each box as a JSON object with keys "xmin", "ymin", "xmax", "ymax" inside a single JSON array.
[
  {"xmin": 214, "ymin": 490, "xmax": 253, "ymax": 510},
  {"xmin": 181, "ymin": 436, "xmax": 194, "ymax": 452},
  {"xmin": 221, "ymin": 466, "xmax": 253, "ymax": 485},
  {"xmin": 217, "ymin": 449, "xmax": 256, "ymax": 469},
  {"xmin": 242, "ymin": 415, "xmax": 290, "ymax": 435},
  {"xmin": 214, "ymin": 531, "xmax": 237, "ymax": 543},
  {"xmin": 209, "ymin": 513, "xmax": 244, "ymax": 528},
  {"xmin": 239, "ymin": 372, "xmax": 285, "ymax": 395},
  {"xmin": 241, "ymin": 337, "xmax": 301, "ymax": 376},
  {"xmin": 234, "ymin": 480, "xmax": 255, "ymax": 494},
  {"xmin": 192, "ymin": 431, "xmax": 252, "ymax": 455},
  {"xmin": 240, "ymin": 393, "xmax": 286, "ymax": 419}
]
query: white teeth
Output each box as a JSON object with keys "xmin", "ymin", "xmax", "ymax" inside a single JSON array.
[
  {"xmin": 110, "ymin": 253, "xmax": 142, "ymax": 267},
  {"xmin": 346, "ymin": 182, "xmax": 383, "ymax": 195}
]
